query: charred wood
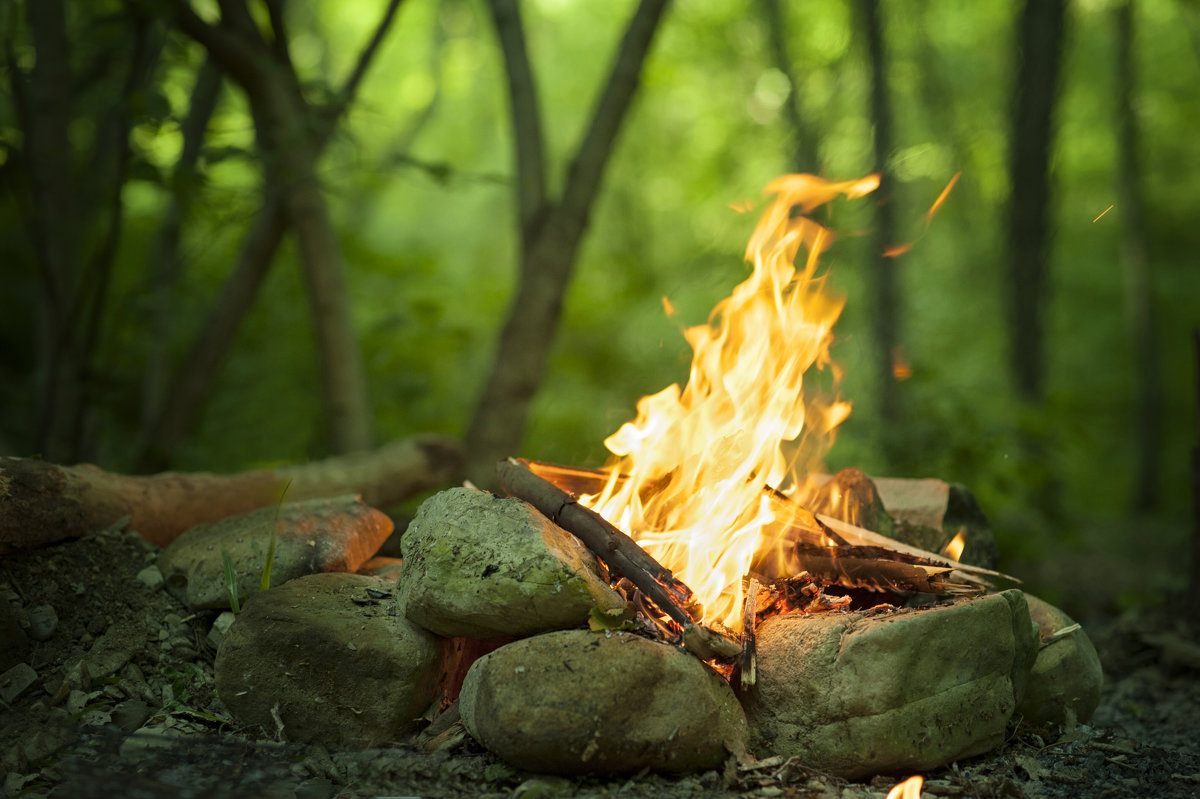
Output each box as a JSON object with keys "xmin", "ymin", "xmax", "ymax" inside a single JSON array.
[{"xmin": 497, "ymin": 458, "xmax": 740, "ymax": 660}]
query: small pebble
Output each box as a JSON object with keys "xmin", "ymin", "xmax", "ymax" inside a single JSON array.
[
  {"xmin": 137, "ymin": 565, "xmax": 165, "ymax": 591},
  {"xmin": 27, "ymin": 604, "xmax": 58, "ymax": 641}
]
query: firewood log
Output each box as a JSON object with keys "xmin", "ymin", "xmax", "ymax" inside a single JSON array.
[{"xmin": 0, "ymin": 434, "xmax": 463, "ymax": 552}]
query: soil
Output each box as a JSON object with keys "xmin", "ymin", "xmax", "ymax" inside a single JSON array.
[{"xmin": 1, "ymin": 526, "xmax": 1198, "ymax": 799}]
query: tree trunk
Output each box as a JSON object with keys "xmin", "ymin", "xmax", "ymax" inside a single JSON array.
[
  {"xmin": 1114, "ymin": 0, "xmax": 1162, "ymax": 511},
  {"xmin": 1006, "ymin": 0, "xmax": 1066, "ymax": 404},
  {"xmin": 280, "ymin": 148, "xmax": 374, "ymax": 453},
  {"xmin": 856, "ymin": 0, "xmax": 903, "ymax": 467},
  {"xmin": 1006, "ymin": 0, "xmax": 1066, "ymax": 512},
  {"xmin": 465, "ymin": 0, "xmax": 670, "ymax": 487},
  {"xmin": 154, "ymin": 0, "xmax": 407, "ymax": 464}
]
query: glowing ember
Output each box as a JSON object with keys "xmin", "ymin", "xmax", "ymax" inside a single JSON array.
[
  {"xmin": 580, "ymin": 174, "xmax": 878, "ymax": 628},
  {"xmin": 886, "ymin": 775, "xmax": 924, "ymax": 799}
]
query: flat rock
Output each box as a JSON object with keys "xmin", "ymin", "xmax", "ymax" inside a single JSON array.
[
  {"xmin": 1018, "ymin": 593, "xmax": 1103, "ymax": 725},
  {"xmin": 460, "ymin": 629, "xmax": 746, "ymax": 775},
  {"xmin": 873, "ymin": 478, "xmax": 997, "ymax": 568},
  {"xmin": 215, "ymin": 572, "xmax": 445, "ymax": 747},
  {"xmin": 159, "ymin": 495, "xmax": 392, "ymax": 610},
  {"xmin": 398, "ymin": 488, "xmax": 624, "ymax": 638},
  {"xmin": 738, "ymin": 590, "xmax": 1038, "ymax": 779}
]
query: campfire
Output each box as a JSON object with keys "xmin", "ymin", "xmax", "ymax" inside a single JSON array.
[{"xmin": 496, "ymin": 172, "xmax": 1000, "ymax": 659}]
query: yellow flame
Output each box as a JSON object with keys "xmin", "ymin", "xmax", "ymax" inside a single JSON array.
[
  {"xmin": 580, "ymin": 174, "xmax": 877, "ymax": 628},
  {"xmin": 886, "ymin": 775, "xmax": 924, "ymax": 799},
  {"xmin": 943, "ymin": 529, "xmax": 966, "ymax": 561}
]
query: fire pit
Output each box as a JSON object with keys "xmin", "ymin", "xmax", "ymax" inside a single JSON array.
[{"xmin": 209, "ymin": 173, "xmax": 1099, "ymax": 778}]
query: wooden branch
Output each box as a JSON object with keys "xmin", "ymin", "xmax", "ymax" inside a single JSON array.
[
  {"xmin": 486, "ymin": 0, "xmax": 547, "ymax": 242},
  {"xmin": 174, "ymin": 3, "xmax": 268, "ymax": 95},
  {"xmin": 333, "ymin": 0, "xmax": 406, "ymax": 119},
  {"xmin": 497, "ymin": 458, "xmax": 740, "ymax": 660},
  {"xmin": 1, "ymin": 435, "xmax": 464, "ymax": 552},
  {"xmin": 740, "ymin": 577, "xmax": 760, "ymax": 690}
]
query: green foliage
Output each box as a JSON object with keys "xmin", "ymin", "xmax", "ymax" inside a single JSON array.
[
  {"xmin": 221, "ymin": 549, "xmax": 241, "ymax": 614},
  {"xmin": 260, "ymin": 479, "xmax": 291, "ymax": 593}
]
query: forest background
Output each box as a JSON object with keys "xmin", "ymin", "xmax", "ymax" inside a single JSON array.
[{"xmin": 1, "ymin": 0, "xmax": 1196, "ymax": 624}]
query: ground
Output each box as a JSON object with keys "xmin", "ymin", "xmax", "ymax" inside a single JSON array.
[{"xmin": 1, "ymin": 527, "xmax": 1197, "ymax": 799}]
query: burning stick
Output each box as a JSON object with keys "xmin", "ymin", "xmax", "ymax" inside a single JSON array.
[
  {"xmin": 740, "ymin": 577, "xmax": 760, "ymax": 690},
  {"xmin": 497, "ymin": 458, "xmax": 741, "ymax": 661}
]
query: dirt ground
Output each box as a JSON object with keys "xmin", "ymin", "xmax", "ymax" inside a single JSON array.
[{"xmin": 1, "ymin": 526, "xmax": 1198, "ymax": 799}]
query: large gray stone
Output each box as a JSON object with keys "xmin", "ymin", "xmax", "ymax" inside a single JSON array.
[
  {"xmin": 738, "ymin": 590, "xmax": 1038, "ymax": 779},
  {"xmin": 159, "ymin": 495, "xmax": 392, "ymax": 611},
  {"xmin": 398, "ymin": 488, "xmax": 624, "ymax": 638},
  {"xmin": 215, "ymin": 572, "xmax": 445, "ymax": 747},
  {"xmin": 460, "ymin": 629, "xmax": 746, "ymax": 775},
  {"xmin": 1018, "ymin": 593, "xmax": 1103, "ymax": 725}
]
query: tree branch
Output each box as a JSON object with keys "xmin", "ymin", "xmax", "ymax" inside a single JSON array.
[
  {"xmin": 174, "ymin": 1, "xmax": 269, "ymax": 95},
  {"xmin": 487, "ymin": 0, "xmax": 547, "ymax": 244},
  {"xmin": 332, "ymin": 0, "xmax": 406, "ymax": 119},
  {"xmin": 557, "ymin": 0, "xmax": 668, "ymax": 234}
]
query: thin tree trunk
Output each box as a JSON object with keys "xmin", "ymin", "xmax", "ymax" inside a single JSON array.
[
  {"xmin": 1007, "ymin": 0, "xmax": 1066, "ymax": 404},
  {"xmin": 136, "ymin": 192, "xmax": 289, "ymax": 472},
  {"xmin": 757, "ymin": 0, "xmax": 821, "ymax": 173},
  {"xmin": 1115, "ymin": 0, "xmax": 1162, "ymax": 511},
  {"xmin": 147, "ymin": 0, "xmax": 405, "ymax": 465},
  {"xmin": 141, "ymin": 58, "xmax": 224, "ymax": 438},
  {"xmin": 280, "ymin": 148, "xmax": 374, "ymax": 453},
  {"xmin": 856, "ymin": 0, "xmax": 903, "ymax": 466},
  {"xmin": 465, "ymin": 0, "xmax": 670, "ymax": 487}
]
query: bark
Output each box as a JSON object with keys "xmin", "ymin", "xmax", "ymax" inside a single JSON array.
[
  {"xmin": 0, "ymin": 434, "xmax": 463, "ymax": 552},
  {"xmin": 1006, "ymin": 0, "xmax": 1066, "ymax": 403},
  {"xmin": 757, "ymin": 0, "xmax": 820, "ymax": 173},
  {"xmin": 1114, "ymin": 0, "xmax": 1162, "ymax": 511},
  {"xmin": 146, "ymin": 0, "xmax": 405, "ymax": 464},
  {"xmin": 465, "ymin": 0, "xmax": 670, "ymax": 487},
  {"xmin": 141, "ymin": 58, "xmax": 224, "ymax": 437},
  {"xmin": 856, "ymin": 0, "xmax": 903, "ymax": 466}
]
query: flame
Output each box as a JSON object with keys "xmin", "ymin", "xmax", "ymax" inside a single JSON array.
[
  {"xmin": 943, "ymin": 529, "xmax": 966, "ymax": 561},
  {"xmin": 580, "ymin": 174, "xmax": 878, "ymax": 628},
  {"xmin": 886, "ymin": 776, "xmax": 924, "ymax": 799}
]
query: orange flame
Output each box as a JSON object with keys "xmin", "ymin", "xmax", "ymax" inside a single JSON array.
[
  {"xmin": 943, "ymin": 529, "xmax": 966, "ymax": 561},
  {"xmin": 580, "ymin": 174, "xmax": 878, "ymax": 628},
  {"xmin": 886, "ymin": 775, "xmax": 924, "ymax": 799}
]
